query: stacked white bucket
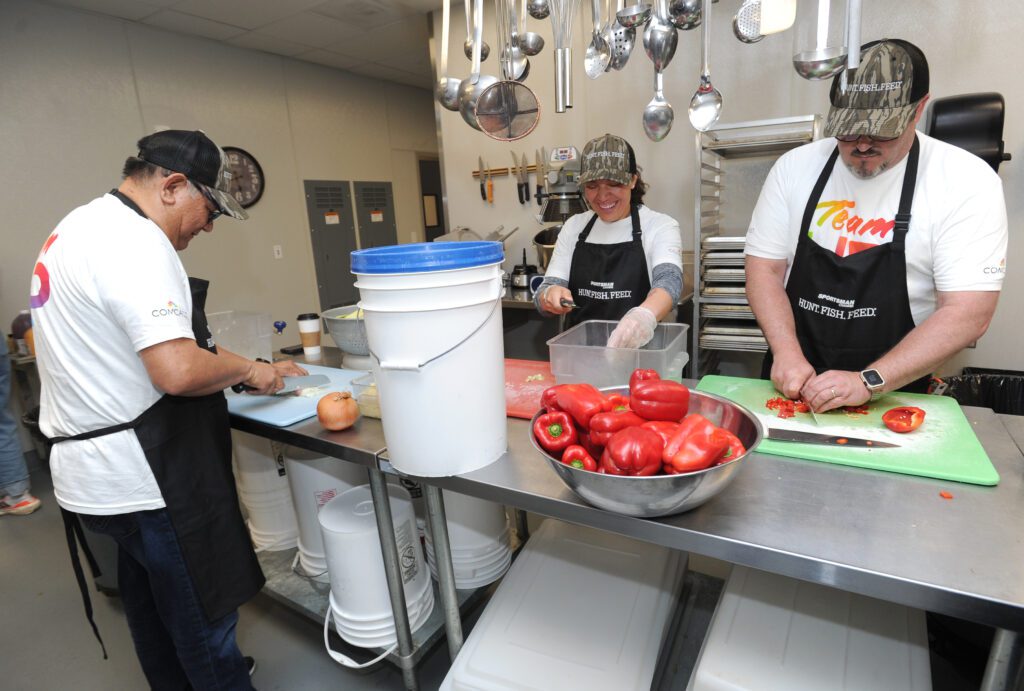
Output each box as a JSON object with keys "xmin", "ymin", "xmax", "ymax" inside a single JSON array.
[
  {"xmin": 282, "ymin": 446, "xmax": 367, "ymax": 581},
  {"xmin": 351, "ymin": 242, "xmax": 507, "ymax": 478},
  {"xmin": 232, "ymin": 431, "xmax": 298, "ymax": 551},
  {"xmin": 319, "ymin": 484, "xmax": 434, "ymax": 649},
  {"xmin": 424, "ymin": 490, "xmax": 512, "ymax": 589}
]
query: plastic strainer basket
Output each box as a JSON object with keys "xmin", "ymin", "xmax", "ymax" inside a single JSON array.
[{"xmin": 322, "ymin": 306, "xmax": 370, "ymax": 356}]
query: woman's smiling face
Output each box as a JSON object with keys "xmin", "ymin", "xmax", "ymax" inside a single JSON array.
[{"xmin": 582, "ymin": 175, "xmax": 637, "ymax": 222}]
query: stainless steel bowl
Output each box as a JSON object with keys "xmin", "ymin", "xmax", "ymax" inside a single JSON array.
[
  {"xmin": 322, "ymin": 305, "xmax": 370, "ymax": 356},
  {"xmin": 530, "ymin": 387, "xmax": 763, "ymax": 517}
]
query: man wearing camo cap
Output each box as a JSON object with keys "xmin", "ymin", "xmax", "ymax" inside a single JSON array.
[
  {"xmin": 535, "ymin": 133, "xmax": 684, "ymax": 349},
  {"xmin": 745, "ymin": 39, "xmax": 1007, "ymax": 412}
]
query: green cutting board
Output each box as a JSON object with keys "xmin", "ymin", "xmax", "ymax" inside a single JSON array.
[{"xmin": 697, "ymin": 375, "xmax": 999, "ymax": 486}]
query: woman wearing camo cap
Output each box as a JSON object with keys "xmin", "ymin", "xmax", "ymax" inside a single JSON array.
[{"xmin": 535, "ymin": 133, "xmax": 684, "ymax": 349}]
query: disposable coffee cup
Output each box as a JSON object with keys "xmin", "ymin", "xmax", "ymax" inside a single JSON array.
[{"xmin": 297, "ymin": 313, "xmax": 322, "ymax": 356}]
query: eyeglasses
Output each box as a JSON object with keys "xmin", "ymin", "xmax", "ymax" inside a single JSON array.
[
  {"xmin": 193, "ymin": 183, "xmax": 223, "ymax": 224},
  {"xmin": 835, "ymin": 133, "xmax": 900, "ymax": 143}
]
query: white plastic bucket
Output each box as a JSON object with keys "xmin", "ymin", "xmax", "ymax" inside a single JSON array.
[
  {"xmin": 232, "ymin": 431, "xmax": 288, "ymax": 496},
  {"xmin": 283, "ymin": 446, "xmax": 367, "ymax": 581},
  {"xmin": 351, "ymin": 242, "xmax": 507, "ymax": 477},
  {"xmin": 318, "ymin": 484, "xmax": 432, "ymax": 626},
  {"xmin": 240, "ymin": 486, "xmax": 298, "ymax": 551}
]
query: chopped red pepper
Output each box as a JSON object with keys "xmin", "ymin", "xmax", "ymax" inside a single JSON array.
[
  {"xmin": 640, "ymin": 420, "xmax": 680, "ymax": 449},
  {"xmin": 882, "ymin": 406, "xmax": 926, "ymax": 433},
  {"xmin": 765, "ymin": 396, "xmax": 810, "ymax": 419},
  {"xmin": 561, "ymin": 445, "xmax": 598, "ymax": 472},
  {"xmin": 843, "ymin": 405, "xmax": 870, "ymax": 415},
  {"xmin": 629, "ymin": 368, "xmax": 660, "ymax": 390},
  {"xmin": 532, "ymin": 411, "xmax": 578, "ymax": 455},
  {"xmin": 601, "ymin": 393, "xmax": 631, "ymax": 412},
  {"xmin": 630, "ymin": 379, "xmax": 690, "ymax": 421},
  {"xmin": 599, "ymin": 427, "xmax": 664, "ymax": 476},
  {"xmin": 939, "ymin": 490, "xmax": 953, "ymax": 500},
  {"xmin": 662, "ymin": 414, "xmax": 730, "ymax": 474},
  {"xmin": 589, "ymin": 409, "xmax": 647, "ymax": 446},
  {"xmin": 553, "ymin": 383, "xmax": 606, "ymax": 430}
]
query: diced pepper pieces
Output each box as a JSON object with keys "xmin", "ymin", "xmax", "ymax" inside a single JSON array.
[
  {"xmin": 630, "ymin": 379, "xmax": 691, "ymax": 422},
  {"xmin": 600, "ymin": 427, "xmax": 664, "ymax": 476},
  {"xmin": 589, "ymin": 409, "xmax": 646, "ymax": 446},
  {"xmin": 532, "ymin": 411, "xmax": 578, "ymax": 454},
  {"xmin": 561, "ymin": 445, "xmax": 598, "ymax": 472}
]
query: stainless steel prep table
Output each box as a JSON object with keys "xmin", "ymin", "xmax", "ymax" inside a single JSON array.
[{"xmin": 232, "ymin": 353, "xmax": 1024, "ymax": 689}]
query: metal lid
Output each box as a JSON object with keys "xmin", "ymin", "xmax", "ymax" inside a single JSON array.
[{"xmin": 351, "ymin": 241, "xmax": 504, "ymax": 274}]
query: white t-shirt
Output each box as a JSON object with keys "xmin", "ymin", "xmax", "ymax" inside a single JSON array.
[
  {"xmin": 544, "ymin": 205, "xmax": 684, "ymax": 283},
  {"xmin": 31, "ymin": 194, "xmax": 195, "ymax": 515},
  {"xmin": 745, "ymin": 132, "xmax": 1007, "ymax": 325}
]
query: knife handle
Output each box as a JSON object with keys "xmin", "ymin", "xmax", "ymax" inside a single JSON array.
[
  {"xmin": 231, "ymin": 358, "xmax": 269, "ymax": 393},
  {"xmin": 485, "ymin": 178, "xmax": 494, "ymax": 204}
]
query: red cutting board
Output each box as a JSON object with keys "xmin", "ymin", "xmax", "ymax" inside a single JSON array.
[
  {"xmin": 697, "ymin": 375, "xmax": 999, "ymax": 486},
  {"xmin": 505, "ymin": 359, "xmax": 553, "ymax": 419}
]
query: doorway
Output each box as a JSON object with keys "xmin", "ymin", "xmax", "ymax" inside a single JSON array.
[{"xmin": 418, "ymin": 158, "xmax": 444, "ymax": 241}]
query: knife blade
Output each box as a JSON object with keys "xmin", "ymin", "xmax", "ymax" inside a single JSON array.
[
  {"xmin": 478, "ymin": 156, "xmax": 486, "ymax": 201},
  {"xmin": 767, "ymin": 428, "xmax": 899, "ymax": 448},
  {"xmin": 275, "ymin": 374, "xmax": 331, "ymax": 396},
  {"xmin": 534, "ymin": 149, "xmax": 543, "ymax": 205}
]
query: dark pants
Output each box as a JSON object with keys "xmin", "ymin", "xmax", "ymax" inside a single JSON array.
[{"xmin": 81, "ymin": 509, "xmax": 252, "ymax": 691}]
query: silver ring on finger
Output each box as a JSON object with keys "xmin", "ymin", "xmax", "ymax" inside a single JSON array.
[{"xmin": 830, "ymin": 387, "xmax": 838, "ymax": 400}]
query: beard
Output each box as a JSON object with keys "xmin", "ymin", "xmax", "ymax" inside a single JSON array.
[{"xmin": 842, "ymin": 149, "xmax": 891, "ymax": 180}]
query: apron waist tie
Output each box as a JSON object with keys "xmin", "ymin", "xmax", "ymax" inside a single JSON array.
[{"xmin": 60, "ymin": 508, "xmax": 108, "ymax": 659}]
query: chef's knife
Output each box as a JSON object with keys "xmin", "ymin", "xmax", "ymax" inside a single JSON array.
[
  {"xmin": 478, "ymin": 156, "xmax": 487, "ymax": 201},
  {"xmin": 521, "ymin": 152, "xmax": 530, "ymax": 205},
  {"xmin": 511, "ymin": 152, "xmax": 527, "ymax": 203},
  {"xmin": 767, "ymin": 428, "xmax": 899, "ymax": 448},
  {"xmin": 232, "ymin": 374, "xmax": 331, "ymax": 396}
]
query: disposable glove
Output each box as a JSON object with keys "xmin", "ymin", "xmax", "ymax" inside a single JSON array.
[{"xmin": 606, "ymin": 306, "xmax": 657, "ymax": 349}]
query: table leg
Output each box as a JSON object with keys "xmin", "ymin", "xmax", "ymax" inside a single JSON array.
[
  {"xmin": 514, "ymin": 508, "xmax": 530, "ymax": 543},
  {"xmin": 367, "ymin": 468, "xmax": 418, "ymax": 691},
  {"xmin": 423, "ymin": 484, "xmax": 464, "ymax": 661},
  {"xmin": 980, "ymin": 628, "xmax": 1023, "ymax": 691}
]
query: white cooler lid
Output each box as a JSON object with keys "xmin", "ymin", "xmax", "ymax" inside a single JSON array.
[{"xmin": 318, "ymin": 484, "xmax": 412, "ymax": 535}]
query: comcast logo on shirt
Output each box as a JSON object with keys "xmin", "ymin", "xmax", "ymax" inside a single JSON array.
[{"xmin": 152, "ymin": 300, "xmax": 188, "ymax": 318}]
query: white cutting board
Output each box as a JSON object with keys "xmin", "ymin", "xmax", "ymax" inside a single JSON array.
[{"xmin": 226, "ymin": 364, "xmax": 366, "ymax": 427}]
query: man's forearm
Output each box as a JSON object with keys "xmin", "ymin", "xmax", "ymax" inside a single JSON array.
[
  {"xmin": 141, "ymin": 339, "xmax": 253, "ymax": 396},
  {"xmin": 745, "ymin": 257, "xmax": 802, "ymax": 358}
]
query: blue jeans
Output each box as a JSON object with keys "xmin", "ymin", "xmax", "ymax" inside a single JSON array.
[
  {"xmin": 0, "ymin": 337, "xmax": 29, "ymax": 498},
  {"xmin": 80, "ymin": 509, "xmax": 253, "ymax": 691}
]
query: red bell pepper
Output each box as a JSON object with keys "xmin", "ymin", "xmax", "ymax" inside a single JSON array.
[
  {"xmin": 577, "ymin": 430, "xmax": 604, "ymax": 460},
  {"xmin": 599, "ymin": 427, "xmax": 663, "ymax": 476},
  {"xmin": 553, "ymin": 383, "xmax": 606, "ymax": 430},
  {"xmin": 630, "ymin": 379, "xmax": 691, "ymax": 422},
  {"xmin": 532, "ymin": 411, "xmax": 578, "ymax": 454},
  {"xmin": 662, "ymin": 414, "xmax": 729, "ymax": 474},
  {"xmin": 714, "ymin": 430, "xmax": 746, "ymax": 465},
  {"xmin": 882, "ymin": 406, "xmax": 926, "ymax": 433},
  {"xmin": 640, "ymin": 420, "xmax": 680, "ymax": 449},
  {"xmin": 629, "ymin": 368, "xmax": 660, "ymax": 390},
  {"xmin": 561, "ymin": 445, "xmax": 598, "ymax": 472},
  {"xmin": 540, "ymin": 386, "xmax": 562, "ymax": 413},
  {"xmin": 589, "ymin": 409, "xmax": 646, "ymax": 446},
  {"xmin": 602, "ymin": 393, "xmax": 631, "ymax": 412}
]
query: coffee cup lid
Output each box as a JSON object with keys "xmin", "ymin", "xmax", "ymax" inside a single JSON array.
[{"xmin": 297, "ymin": 313, "xmax": 320, "ymax": 320}]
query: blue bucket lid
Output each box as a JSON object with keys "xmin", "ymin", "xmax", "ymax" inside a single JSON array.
[{"xmin": 351, "ymin": 242, "xmax": 504, "ymax": 274}]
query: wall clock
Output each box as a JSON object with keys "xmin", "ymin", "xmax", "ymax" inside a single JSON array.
[{"xmin": 222, "ymin": 147, "xmax": 264, "ymax": 209}]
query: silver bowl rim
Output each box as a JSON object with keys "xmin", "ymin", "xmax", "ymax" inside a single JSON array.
[{"xmin": 529, "ymin": 385, "xmax": 764, "ymax": 481}]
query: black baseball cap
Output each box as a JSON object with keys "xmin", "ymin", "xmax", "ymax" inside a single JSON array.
[{"xmin": 136, "ymin": 129, "xmax": 248, "ymax": 220}]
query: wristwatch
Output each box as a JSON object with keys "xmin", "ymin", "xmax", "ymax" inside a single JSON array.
[{"xmin": 859, "ymin": 369, "xmax": 885, "ymax": 402}]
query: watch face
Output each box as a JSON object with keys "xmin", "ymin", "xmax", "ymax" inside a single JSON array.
[
  {"xmin": 222, "ymin": 147, "xmax": 264, "ymax": 208},
  {"xmin": 862, "ymin": 369, "xmax": 884, "ymax": 387}
]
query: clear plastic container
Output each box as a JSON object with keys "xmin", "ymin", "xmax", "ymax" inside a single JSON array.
[
  {"xmin": 547, "ymin": 320, "xmax": 689, "ymax": 388},
  {"xmin": 206, "ymin": 310, "xmax": 273, "ymax": 362},
  {"xmin": 350, "ymin": 373, "xmax": 381, "ymax": 419}
]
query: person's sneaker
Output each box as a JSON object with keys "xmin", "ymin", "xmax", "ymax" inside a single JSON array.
[
  {"xmin": 244, "ymin": 656, "xmax": 256, "ymax": 676},
  {"xmin": 0, "ymin": 493, "xmax": 41, "ymax": 516}
]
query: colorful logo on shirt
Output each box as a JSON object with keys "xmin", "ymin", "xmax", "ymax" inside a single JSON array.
[
  {"xmin": 812, "ymin": 200, "xmax": 895, "ymax": 258},
  {"xmin": 152, "ymin": 301, "xmax": 188, "ymax": 318},
  {"xmin": 29, "ymin": 233, "xmax": 59, "ymax": 309},
  {"xmin": 984, "ymin": 257, "xmax": 1006, "ymax": 275}
]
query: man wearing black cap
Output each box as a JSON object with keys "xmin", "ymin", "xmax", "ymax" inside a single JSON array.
[
  {"xmin": 745, "ymin": 39, "xmax": 1007, "ymax": 412},
  {"xmin": 30, "ymin": 130, "xmax": 305, "ymax": 688}
]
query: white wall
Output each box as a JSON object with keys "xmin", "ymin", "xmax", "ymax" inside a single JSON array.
[
  {"xmin": 433, "ymin": 0, "xmax": 1024, "ymax": 373},
  {"xmin": 0, "ymin": 0, "xmax": 438, "ymax": 351}
]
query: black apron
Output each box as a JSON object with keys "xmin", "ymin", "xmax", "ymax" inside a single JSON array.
[
  {"xmin": 565, "ymin": 204, "xmax": 651, "ymax": 329},
  {"xmin": 55, "ymin": 194, "xmax": 264, "ymax": 657},
  {"xmin": 761, "ymin": 137, "xmax": 930, "ymax": 393}
]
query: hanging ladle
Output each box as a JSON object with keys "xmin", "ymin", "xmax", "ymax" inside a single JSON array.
[
  {"xmin": 616, "ymin": 0, "xmax": 652, "ymax": 29},
  {"xmin": 527, "ymin": 0, "xmax": 550, "ymax": 19},
  {"xmin": 435, "ymin": 0, "xmax": 461, "ymax": 110},
  {"xmin": 607, "ymin": 0, "xmax": 636, "ymax": 71},
  {"xmin": 687, "ymin": 0, "xmax": 722, "ymax": 131},
  {"xmin": 584, "ymin": 0, "xmax": 611, "ymax": 78},
  {"xmin": 667, "ymin": 0, "xmax": 700, "ymax": 30},
  {"xmin": 458, "ymin": 0, "xmax": 499, "ymax": 130},
  {"xmin": 641, "ymin": 0, "xmax": 675, "ymax": 140},
  {"xmin": 463, "ymin": 0, "xmax": 490, "ymax": 61},
  {"xmin": 520, "ymin": 0, "xmax": 545, "ymax": 55}
]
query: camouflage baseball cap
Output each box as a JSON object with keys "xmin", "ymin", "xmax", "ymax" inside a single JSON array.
[
  {"xmin": 579, "ymin": 133, "xmax": 637, "ymax": 186},
  {"xmin": 824, "ymin": 39, "xmax": 929, "ymax": 139}
]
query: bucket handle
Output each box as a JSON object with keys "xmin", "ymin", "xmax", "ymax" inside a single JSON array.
[
  {"xmin": 369, "ymin": 285, "xmax": 502, "ymax": 372},
  {"xmin": 323, "ymin": 608, "xmax": 396, "ymax": 669}
]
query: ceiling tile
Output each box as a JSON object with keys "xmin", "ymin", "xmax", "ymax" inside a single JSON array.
[
  {"xmin": 346, "ymin": 61, "xmax": 431, "ymax": 89},
  {"xmin": 377, "ymin": 48, "xmax": 432, "ymax": 77},
  {"xmin": 325, "ymin": 17, "xmax": 428, "ymax": 61},
  {"xmin": 170, "ymin": 0, "xmax": 326, "ymax": 30},
  {"xmin": 311, "ymin": 0, "xmax": 417, "ymax": 31},
  {"xmin": 42, "ymin": 0, "xmax": 166, "ymax": 21},
  {"xmin": 254, "ymin": 12, "xmax": 354, "ymax": 48},
  {"xmin": 142, "ymin": 10, "xmax": 247, "ymax": 40},
  {"xmin": 226, "ymin": 31, "xmax": 311, "ymax": 57},
  {"xmin": 294, "ymin": 49, "xmax": 366, "ymax": 71}
]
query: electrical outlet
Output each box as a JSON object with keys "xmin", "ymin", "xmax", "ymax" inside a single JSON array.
[{"xmin": 273, "ymin": 245, "xmax": 283, "ymax": 259}]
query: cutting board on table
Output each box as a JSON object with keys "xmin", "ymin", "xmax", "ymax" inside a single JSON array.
[
  {"xmin": 226, "ymin": 364, "xmax": 366, "ymax": 427},
  {"xmin": 505, "ymin": 359, "xmax": 553, "ymax": 419},
  {"xmin": 697, "ymin": 375, "xmax": 999, "ymax": 486}
]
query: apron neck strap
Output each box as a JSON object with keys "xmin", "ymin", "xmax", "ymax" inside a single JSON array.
[
  {"xmin": 800, "ymin": 147, "xmax": 841, "ymax": 238},
  {"xmin": 892, "ymin": 135, "xmax": 920, "ymax": 251},
  {"xmin": 577, "ymin": 204, "xmax": 642, "ymax": 244}
]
